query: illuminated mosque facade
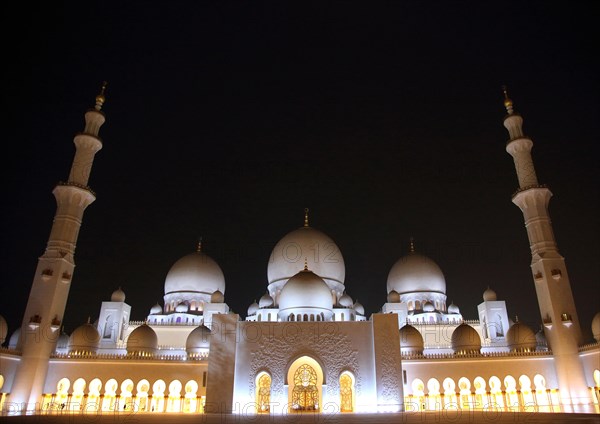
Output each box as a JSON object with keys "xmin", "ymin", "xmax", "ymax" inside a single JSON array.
[{"xmin": 0, "ymin": 85, "xmax": 599, "ymax": 416}]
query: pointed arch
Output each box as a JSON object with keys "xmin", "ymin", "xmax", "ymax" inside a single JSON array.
[
  {"xmin": 255, "ymin": 371, "xmax": 271, "ymax": 413},
  {"xmin": 287, "ymin": 356, "xmax": 323, "ymax": 412},
  {"xmin": 339, "ymin": 371, "xmax": 355, "ymax": 412}
]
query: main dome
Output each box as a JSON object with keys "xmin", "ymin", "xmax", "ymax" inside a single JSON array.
[
  {"xmin": 387, "ymin": 251, "xmax": 446, "ymax": 295},
  {"xmin": 267, "ymin": 226, "xmax": 345, "ymax": 286},
  {"xmin": 278, "ymin": 269, "xmax": 333, "ymax": 320},
  {"xmin": 164, "ymin": 251, "xmax": 225, "ymax": 296}
]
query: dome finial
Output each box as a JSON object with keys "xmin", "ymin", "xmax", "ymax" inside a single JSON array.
[
  {"xmin": 95, "ymin": 81, "xmax": 108, "ymax": 111},
  {"xmin": 304, "ymin": 208, "xmax": 310, "ymax": 227},
  {"xmin": 409, "ymin": 236, "xmax": 415, "ymax": 253},
  {"xmin": 502, "ymin": 85, "xmax": 514, "ymax": 115},
  {"xmin": 515, "ymin": 315, "xmax": 519, "ymax": 323},
  {"xmin": 197, "ymin": 236, "xmax": 203, "ymax": 252},
  {"xmin": 304, "ymin": 257, "xmax": 309, "ymax": 271}
]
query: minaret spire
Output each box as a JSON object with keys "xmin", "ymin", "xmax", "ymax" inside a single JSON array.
[
  {"xmin": 197, "ymin": 236, "xmax": 203, "ymax": 252},
  {"xmin": 304, "ymin": 208, "xmax": 310, "ymax": 227},
  {"xmin": 10, "ymin": 84, "xmax": 108, "ymax": 412},
  {"xmin": 502, "ymin": 89, "xmax": 590, "ymax": 407},
  {"xmin": 409, "ymin": 236, "xmax": 415, "ymax": 253}
]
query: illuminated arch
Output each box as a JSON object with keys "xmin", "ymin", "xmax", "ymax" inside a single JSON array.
[
  {"xmin": 102, "ymin": 378, "xmax": 118, "ymax": 411},
  {"xmin": 411, "ymin": 378, "xmax": 425, "ymax": 411},
  {"xmin": 256, "ymin": 372, "xmax": 272, "ymax": 413},
  {"xmin": 55, "ymin": 378, "xmax": 70, "ymax": 411},
  {"xmin": 84, "ymin": 378, "xmax": 102, "ymax": 413},
  {"xmin": 339, "ymin": 371, "xmax": 355, "ymax": 412},
  {"xmin": 426, "ymin": 378, "xmax": 441, "ymax": 411},
  {"xmin": 70, "ymin": 378, "xmax": 86, "ymax": 412},
  {"xmin": 442, "ymin": 377, "xmax": 457, "ymax": 410},
  {"xmin": 167, "ymin": 379, "xmax": 183, "ymax": 412},
  {"xmin": 287, "ymin": 356, "xmax": 323, "ymax": 412},
  {"xmin": 504, "ymin": 375, "xmax": 518, "ymax": 408},
  {"xmin": 151, "ymin": 379, "xmax": 166, "ymax": 413},
  {"xmin": 183, "ymin": 380, "xmax": 199, "ymax": 413},
  {"xmin": 0, "ymin": 375, "xmax": 4, "ymax": 391},
  {"xmin": 136, "ymin": 379, "xmax": 150, "ymax": 412},
  {"xmin": 593, "ymin": 370, "xmax": 600, "ymax": 387},
  {"xmin": 519, "ymin": 375, "xmax": 534, "ymax": 411},
  {"xmin": 533, "ymin": 374, "xmax": 549, "ymax": 410},
  {"xmin": 458, "ymin": 377, "xmax": 473, "ymax": 409},
  {"xmin": 120, "ymin": 379, "xmax": 134, "ymax": 411}
]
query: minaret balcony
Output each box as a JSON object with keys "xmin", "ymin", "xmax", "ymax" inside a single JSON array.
[
  {"xmin": 28, "ymin": 314, "xmax": 42, "ymax": 330},
  {"xmin": 543, "ymin": 316, "xmax": 553, "ymax": 330},
  {"xmin": 61, "ymin": 272, "xmax": 72, "ymax": 284},
  {"xmin": 56, "ymin": 180, "xmax": 96, "ymax": 197},
  {"xmin": 551, "ymin": 269, "xmax": 562, "ymax": 281},
  {"xmin": 511, "ymin": 183, "xmax": 548, "ymax": 198},
  {"xmin": 41, "ymin": 269, "xmax": 53, "ymax": 281},
  {"xmin": 533, "ymin": 272, "xmax": 543, "ymax": 282},
  {"xmin": 560, "ymin": 313, "xmax": 572, "ymax": 327},
  {"xmin": 50, "ymin": 317, "xmax": 61, "ymax": 332}
]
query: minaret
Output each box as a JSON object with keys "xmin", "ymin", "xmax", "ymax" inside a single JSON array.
[
  {"xmin": 502, "ymin": 87, "xmax": 590, "ymax": 407},
  {"xmin": 10, "ymin": 83, "xmax": 107, "ymax": 412}
]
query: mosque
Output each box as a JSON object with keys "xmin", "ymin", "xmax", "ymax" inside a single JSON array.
[{"xmin": 0, "ymin": 84, "xmax": 599, "ymax": 417}]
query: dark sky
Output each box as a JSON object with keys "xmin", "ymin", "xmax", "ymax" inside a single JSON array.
[{"xmin": 2, "ymin": 2, "xmax": 598, "ymax": 342}]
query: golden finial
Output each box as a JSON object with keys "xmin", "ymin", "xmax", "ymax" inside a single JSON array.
[
  {"xmin": 303, "ymin": 257, "xmax": 309, "ymax": 271},
  {"xmin": 95, "ymin": 81, "xmax": 108, "ymax": 111},
  {"xmin": 304, "ymin": 208, "xmax": 310, "ymax": 227},
  {"xmin": 86, "ymin": 316, "xmax": 91, "ymax": 324},
  {"xmin": 197, "ymin": 236, "xmax": 203, "ymax": 252},
  {"xmin": 502, "ymin": 85, "xmax": 514, "ymax": 115},
  {"xmin": 515, "ymin": 315, "xmax": 519, "ymax": 323},
  {"xmin": 409, "ymin": 236, "xmax": 415, "ymax": 253}
]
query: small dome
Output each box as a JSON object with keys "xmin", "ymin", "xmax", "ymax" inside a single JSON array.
[
  {"xmin": 247, "ymin": 301, "xmax": 259, "ymax": 316},
  {"xmin": 387, "ymin": 290, "xmax": 400, "ymax": 303},
  {"xmin": 68, "ymin": 323, "xmax": 101, "ymax": 355},
  {"xmin": 8, "ymin": 327, "xmax": 20, "ymax": 349},
  {"xmin": 211, "ymin": 290, "xmax": 224, "ymax": 303},
  {"xmin": 111, "ymin": 287, "xmax": 126, "ymax": 302},
  {"xmin": 175, "ymin": 303, "xmax": 189, "ymax": 313},
  {"xmin": 353, "ymin": 301, "xmax": 365, "ymax": 316},
  {"xmin": 150, "ymin": 303, "xmax": 163, "ymax": 315},
  {"xmin": 483, "ymin": 287, "xmax": 497, "ymax": 302},
  {"xmin": 387, "ymin": 251, "xmax": 446, "ymax": 295},
  {"xmin": 0, "ymin": 315, "xmax": 7, "ymax": 345},
  {"xmin": 186, "ymin": 324, "xmax": 211, "ymax": 355},
  {"xmin": 55, "ymin": 330, "xmax": 70, "ymax": 353},
  {"xmin": 423, "ymin": 301, "xmax": 435, "ymax": 312},
  {"xmin": 506, "ymin": 321, "xmax": 536, "ymax": 352},
  {"xmin": 338, "ymin": 292, "xmax": 353, "ymax": 308},
  {"xmin": 278, "ymin": 269, "xmax": 333, "ymax": 319},
  {"xmin": 164, "ymin": 251, "xmax": 226, "ymax": 297},
  {"xmin": 592, "ymin": 312, "xmax": 600, "ymax": 342},
  {"xmin": 451, "ymin": 323, "xmax": 481, "ymax": 354},
  {"xmin": 399, "ymin": 324, "xmax": 424, "ymax": 355},
  {"xmin": 126, "ymin": 324, "xmax": 158, "ymax": 356},
  {"xmin": 448, "ymin": 303, "xmax": 460, "ymax": 314},
  {"xmin": 259, "ymin": 292, "xmax": 274, "ymax": 308}
]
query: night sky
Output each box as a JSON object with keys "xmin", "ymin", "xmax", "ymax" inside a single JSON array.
[{"xmin": 2, "ymin": 2, "xmax": 598, "ymax": 342}]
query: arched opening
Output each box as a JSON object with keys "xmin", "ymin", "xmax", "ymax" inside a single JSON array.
[
  {"xmin": 183, "ymin": 380, "xmax": 198, "ymax": 413},
  {"xmin": 120, "ymin": 379, "xmax": 134, "ymax": 411},
  {"xmin": 86, "ymin": 378, "xmax": 102, "ymax": 413},
  {"xmin": 442, "ymin": 378, "xmax": 457, "ymax": 410},
  {"xmin": 55, "ymin": 378, "xmax": 70, "ymax": 412},
  {"xmin": 70, "ymin": 378, "xmax": 86, "ymax": 412},
  {"xmin": 427, "ymin": 378, "xmax": 441, "ymax": 411},
  {"xmin": 150, "ymin": 379, "xmax": 166, "ymax": 412},
  {"xmin": 287, "ymin": 356, "xmax": 323, "ymax": 412},
  {"xmin": 136, "ymin": 379, "xmax": 150, "ymax": 412},
  {"xmin": 339, "ymin": 371, "xmax": 355, "ymax": 412},
  {"xmin": 495, "ymin": 313, "xmax": 504, "ymax": 336},
  {"xmin": 473, "ymin": 376, "xmax": 487, "ymax": 410},
  {"xmin": 411, "ymin": 378, "xmax": 425, "ymax": 411},
  {"xmin": 592, "ymin": 370, "xmax": 600, "ymax": 406},
  {"xmin": 458, "ymin": 377, "xmax": 472, "ymax": 409},
  {"xmin": 167, "ymin": 380, "xmax": 182, "ymax": 412},
  {"xmin": 102, "ymin": 379, "xmax": 118, "ymax": 411},
  {"xmin": 256, "ymin": 372, "xmax": 271, "ymax": 413},
  {"xmin": 489, "ymin": 376, "xmax": 503, "ymax": 409},
  {"xmin": 504, "ymin": 375, "xmax": 518, "ymax": 408}
]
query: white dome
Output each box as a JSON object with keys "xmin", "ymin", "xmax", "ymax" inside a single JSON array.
[
  {"xmin": 423, "ymin": 301, "xmax": 435, "ymax": 312},
  {"xmin": 591, "ymin": 312, "xmax": 600, "ymax": 342},
  {"xmin": 111, "ymin": 287, "xmax": 126, "ymax": 302},
  {"xmin": 451, "ymin": 323, "xmax": 481, "ymax": 354},
  {"xmin": 506, "ymin": 321, "xmax": 536, "ymax": 352},
  {"xmin": 387, "ymin": 290, "xmax": 400, "ymax": 303},
  {"xmin": 483, "ymin": 287, "xmax": 497, "ymax": 302},
  {"xmin": 211, "ymin": 290, "xmax": 224, "ymax": 303},
  {"xmin": 8, "ymin": 327, "xmax": 20, "ymax": 349},
  {"xmin": 175, "ymin": 303, "xmax": 189, "ymax": 313},
  {"xmin": 353, "ymin": 301, "xmax": 365, "ymax": 316},
  {"xmin": 387, "ymin": 251, "xmax": 446, "ymax": 295},
  {"xmin": 258, "ymin": 292, "xmax": 274, "ymax": 308},
  {"xmin": 55, "ymin": 330, "xmax": 70, "ymax": 353},
  {"xmin": 150, "ymin": 303, "xmax": 163, "ymax": 315},
  {"xmin": 126, "ymin": 324, "xmax": 158, "ymax": 356},
  {"xmin": 267, "ymin": 226, "xmax": 345, "ymax": 287},
  {"xmin": 247, "ymin": 301, "xmax": 259, "ymax": 316},
  {"xmin": 399, "ymin": 324, "xmax": 424, "ymax": 355},
  {"xmin": 186, "ymin": 324, "xmax": 211, "ymax": 355},
  {"xmin": 278, "ymin": 269, "xmax": 333, "ymax": 320},
  {"xmin": 0, "ymin": 315, "xmax": 7, "ymax": 345},
  {"xmin": 164, "ymin": 251, "xmax": 225, "ymax": 297},
  {"xmin": 68, "ymin": 323, "xmax": 100, "ymax": 355},
  {"xmin": 338, "ymin": 292, "xmax": 353, "ymax": 308},
  {"xmin": 448, "ymin": 303, "xmax": 460, "ymax": 314}
]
